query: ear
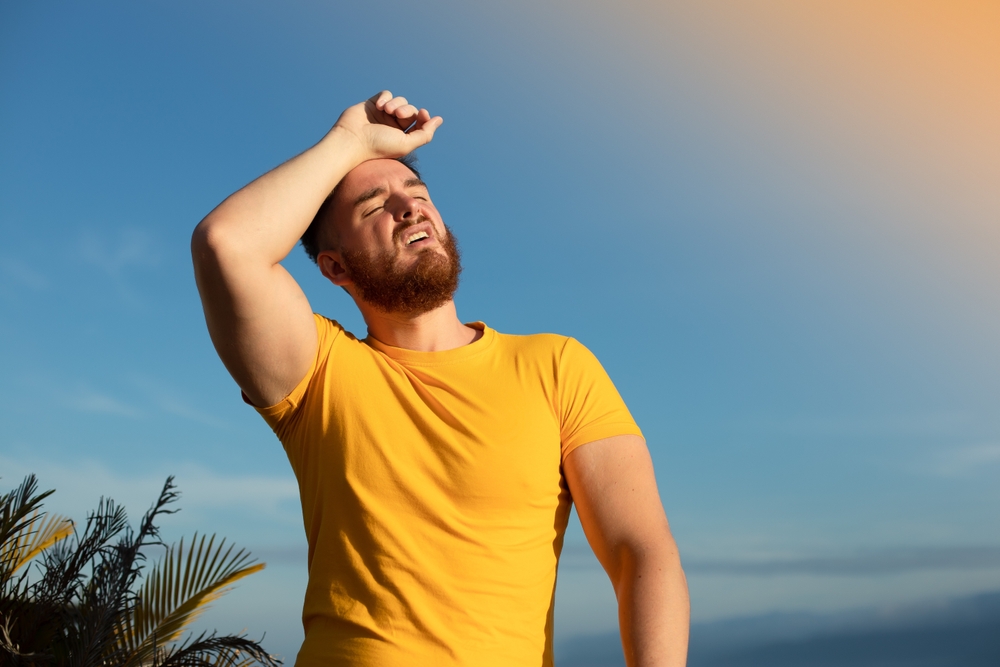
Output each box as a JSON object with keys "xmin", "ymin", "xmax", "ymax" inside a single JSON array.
[{"xmin": 317, "ymin": 250, "xmax": 351, "ymax": 287}]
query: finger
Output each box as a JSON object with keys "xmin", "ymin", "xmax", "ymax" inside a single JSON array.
[
  {"xmin": 404, "ymin": 115, "xmax": 444, "ymax": 146},
  {"xmin": 383, "ymin": 96, "xmax": 410, "ymax": 115},
  {"xmin": 409, "ymin": 109, "xmax": 433, "ymax": 129},
  {"xmin": 392, "ymin": 104, "xmax": 419, "ymax": 122},
  {"xmin": 371, "ymin": 90, "xmax": 392, "ymax": 110}
]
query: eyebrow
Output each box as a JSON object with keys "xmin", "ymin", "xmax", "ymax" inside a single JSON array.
[{"xmin": 352, "ymin": 178, "xmax": 428, "ymax": 209}]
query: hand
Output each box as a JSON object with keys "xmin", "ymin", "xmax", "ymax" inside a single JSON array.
[{"xmin": 331, "ymin": 90, "xmax": 443, "ymax": 162}]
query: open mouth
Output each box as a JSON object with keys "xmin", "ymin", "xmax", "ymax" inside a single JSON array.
[{"xmin": 404, "ymin": 231, "xmax": 430, "ymax": 246}]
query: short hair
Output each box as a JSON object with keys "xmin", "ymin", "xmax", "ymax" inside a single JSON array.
[{"xmin": 300, "ymin": 154, "xmax": 422, "ymax": 264}]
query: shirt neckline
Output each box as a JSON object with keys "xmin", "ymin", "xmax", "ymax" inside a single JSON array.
[{"xmin": 363, "ymin": 322, "xmax": 495, "ymax": 366}]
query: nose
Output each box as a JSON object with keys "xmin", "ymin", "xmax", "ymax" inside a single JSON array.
[{"xmin": 392, "ymin": 193, "xmax": 422, "ymax": 222}]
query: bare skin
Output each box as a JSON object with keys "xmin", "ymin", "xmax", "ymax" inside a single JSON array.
[
  {"xmin": 192, "ymin": 91, "xmax": 447, "ymax": 409},
  {"xmin": 191, "ymin": 91, "xmax": 689, "ymax": 666},
  {"xmin": 316, "ymin": 157, "xmax": 480, "ymax": 353},
  {"xmin": 565, "ymin": 435, "xmax": 690, "ymax": 666}
]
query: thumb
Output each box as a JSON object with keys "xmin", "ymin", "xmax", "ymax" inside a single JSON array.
[{"xmin": 403, "ymin": 115, "xmax": 444, "ymax": 149}]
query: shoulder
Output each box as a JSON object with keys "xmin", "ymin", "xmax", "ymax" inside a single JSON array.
[
  {"xmin": 312, "ymin": 313, "xmax": 362, "ymax": 348},
  {"xmin": 313, "ymin": 312, "xmax": 343, "ymax": 334},
  {"xmin": 491, "ymin": 330, "xmax": 604, "ymax": 373},
  {"xmin": 493, "ymin": 330, "xmax": 578, "ymax": 357}
]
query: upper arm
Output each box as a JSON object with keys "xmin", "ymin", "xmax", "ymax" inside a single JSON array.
[
  {"xmin": 191, "ymin": 222, "xmax": 318, "ymax": 408},
  {"xmin": 563, "ymin": 435, "xmax": 677, "ymax": 581}
]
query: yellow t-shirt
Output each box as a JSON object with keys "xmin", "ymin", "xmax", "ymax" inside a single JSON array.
[{"xmin": 255, "ymin": 314, "xmax": 642, "ymax": 667}]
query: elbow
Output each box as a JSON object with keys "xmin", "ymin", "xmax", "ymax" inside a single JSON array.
[
  {"xmin": 190, "ymin": 223, "xmax": 216, "ymax": 274},
  {"xmin": 191, "ymin": 217, "xmax": 249, "ymax": 283},
  {"xmin": 191, "ymin": 216, "xmax": 220, "ymax": 256},
  {"xmin": 191, "ymin": 216, "xmax": 238, "ymax": 267},
  {"xmin": 610, "ymin": 534, "xmax": 685, "ymax": 593}
]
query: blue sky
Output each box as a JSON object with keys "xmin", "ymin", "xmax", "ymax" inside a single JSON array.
[{"xmin": 2, "ymin": 0, "xmax": 999, "ymax": 662}]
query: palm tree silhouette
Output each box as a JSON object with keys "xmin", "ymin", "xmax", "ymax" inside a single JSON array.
[{"xmin": 0, "ymin": 475, "xmax": 280, "ymax": 667}]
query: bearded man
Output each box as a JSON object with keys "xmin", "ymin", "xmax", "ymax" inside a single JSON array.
[{"xmin": 192, "ymin": 91, "xmax": 689, "ymax": 667}]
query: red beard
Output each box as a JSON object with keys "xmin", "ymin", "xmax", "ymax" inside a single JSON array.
[{"xmin": 340, "ymin": 223, "xmax": 462, "ymax": 316}]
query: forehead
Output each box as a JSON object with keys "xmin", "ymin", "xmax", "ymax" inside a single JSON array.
[{"xmin": 334, "ymin": 158, "xmax": 421, "ymax": 206}]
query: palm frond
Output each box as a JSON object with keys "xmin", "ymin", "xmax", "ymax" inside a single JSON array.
[
  {"xmin": 0, "ymin": 511, "xmax": 74, "ymax": 576},
  {"xmin": 1, "ymin": 476, "xmax": 276, "ymax": 667},
  {"xmin": 0, "ymin": 475, "xmax": 56, "ymax": 585},
  {"xmin": 121, "ymin": 533, "xmax": 264, "ymax": 666},
  {"xmin": 154, "ymin": 631, "xmax": 281, "ymax": 667},
  {"xmin": 0, "ymin": 476, "xmax": 54, "ymax": 542},
  {"xmin": 70, "ymin": 478, "xmax": 182, "ymax": 667},
  {"xmin": 33, "ymin": 496, "xmax": 131, "ymax": 609}
]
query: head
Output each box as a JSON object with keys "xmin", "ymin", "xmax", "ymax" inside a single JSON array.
[{"xmin": 301, "ymin": 156, "xmax": 461, "ymax": 316}]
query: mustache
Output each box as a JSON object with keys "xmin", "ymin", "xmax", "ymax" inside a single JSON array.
[{"xmin": 392, "ymin": 216, "xmax": 432, "ymax": 243}]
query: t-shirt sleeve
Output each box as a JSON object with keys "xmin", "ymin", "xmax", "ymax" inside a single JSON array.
[
  {"xmin": 251, "ymin": 314, "xmax": 342, "ymax": 435},
  {"xmin": 557, "ymin": 337, "xmax": 644, "ymax": 460}
]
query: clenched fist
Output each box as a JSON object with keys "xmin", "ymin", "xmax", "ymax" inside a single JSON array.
[{"xmin": 331, "ymin": 90, "xmax": 444, "ymax": 162}]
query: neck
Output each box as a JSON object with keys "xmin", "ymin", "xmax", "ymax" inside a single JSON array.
[{"xmin": 360, "ymin": 300, "xmax": 481, "ymax": 351}]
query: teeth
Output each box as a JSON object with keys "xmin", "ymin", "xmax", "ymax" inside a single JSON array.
[{"xmin": 405, "ymin": 231, "xmax": 429, "ymax": 245}]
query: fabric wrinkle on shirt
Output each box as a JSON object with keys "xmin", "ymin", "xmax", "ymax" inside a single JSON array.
[{"xmin": 255, "ymin": 314, "xmax": 642, "ymax": 667}]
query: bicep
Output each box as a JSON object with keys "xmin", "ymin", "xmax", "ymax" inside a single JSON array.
[
  {"xmin": 563, "ymin": 435, "xmax": 674, "ymax": 579},
  {"xmin": 192, "ymin": 231, "xmax": 318, "ymax": 408}
]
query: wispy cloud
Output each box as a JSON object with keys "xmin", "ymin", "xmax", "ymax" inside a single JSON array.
[
  {"xmin": 75, "ymin": 227, "xmax": 160, "ymax": 307},
  {"xmin": 933, "ymin": 442, "xmax": 1000, "ymax": 476},
  {"xmin": 0, "ymin": 456, "xmax": 300, "ymax": 528},
  {"xmin": 63, "ymin": 385, "xmax": 144, "ymax": 418},
  {"xmin": 129, "ymin": 375, "xmax": 229, "ymax": 428},
  {"xmin": 0, "ymin": 256, "xmax": 48, "ymax": 291},
  {"xmin": 686, "ymin": 546, "xmax": 1000, "ymax": 577},
  {"xmin": 78, "ymin": 228, "xmax": 157, "ymax": 278},
  {"xmin": 717, "ymin": 410, "xmax": 971, "ymax": 439},
  {"xmin": 49, "ymin": 375, "xmax": 228, "ymax": 427},
  {"xmin": 560, "ymin": 543, "xmax": 1000, "ymax": 576}
]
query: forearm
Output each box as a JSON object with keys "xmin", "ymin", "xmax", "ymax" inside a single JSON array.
[
  {"xmin": 615, "ymin": 544, "xmax": 690, "ymax": 667},
  {"xmin": 194, "ymin": 126, "xmax": 365, "ymax": 265},
  {"xmin": 187, "ymin": 91, "xmax": 441, "ymax": 407}
]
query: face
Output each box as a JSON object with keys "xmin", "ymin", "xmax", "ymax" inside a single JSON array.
[{"xmin": 318, "ymin": 159, "xmax": 461, "ymax": 315}]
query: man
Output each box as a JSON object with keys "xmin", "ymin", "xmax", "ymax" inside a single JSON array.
[{"xmin": 192, "ymin": 91, "xmax": 689, "ymax": 667}]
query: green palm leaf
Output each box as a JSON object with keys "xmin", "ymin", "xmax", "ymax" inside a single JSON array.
[
  {"xmin": 154, "ymin": 631, "xmax": 280, "ymax": 667},
  {"xmin": 120, "ymin": 533, "xmax": 265, "ymax": 666},
  {"xmin": 0, "ymin": 475, "xmax": 55, "ymax": 582},
  {"xmin": 0, "ymin": 510, "xmax": 74, "ymax": 575}
]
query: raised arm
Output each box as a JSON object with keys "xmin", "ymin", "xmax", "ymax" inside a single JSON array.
[
  {"xmin": 564, "ymin": 435, "xmax": 690, "ymax": 667},
  {"xmin": 191, "ymin": 91, "xmax": 442, "ymax": 407}
]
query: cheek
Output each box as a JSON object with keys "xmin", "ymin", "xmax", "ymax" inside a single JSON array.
[
  {"xmin": 339, "ymin": 218, "xmax": 379, "ymax": 249},
  {"xmin": 348, "ymin": 222, "xmax": 398, "ymax": 259}
]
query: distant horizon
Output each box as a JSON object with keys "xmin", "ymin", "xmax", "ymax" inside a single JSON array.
[{"xmin": 561, "ymin": 588, "xmax": 1000, "ymax": 666}]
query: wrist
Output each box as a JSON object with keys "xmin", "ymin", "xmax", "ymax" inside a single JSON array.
[{"xmin": 320, "ymin": 125, "xmax": 370, "ymax": 169}]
